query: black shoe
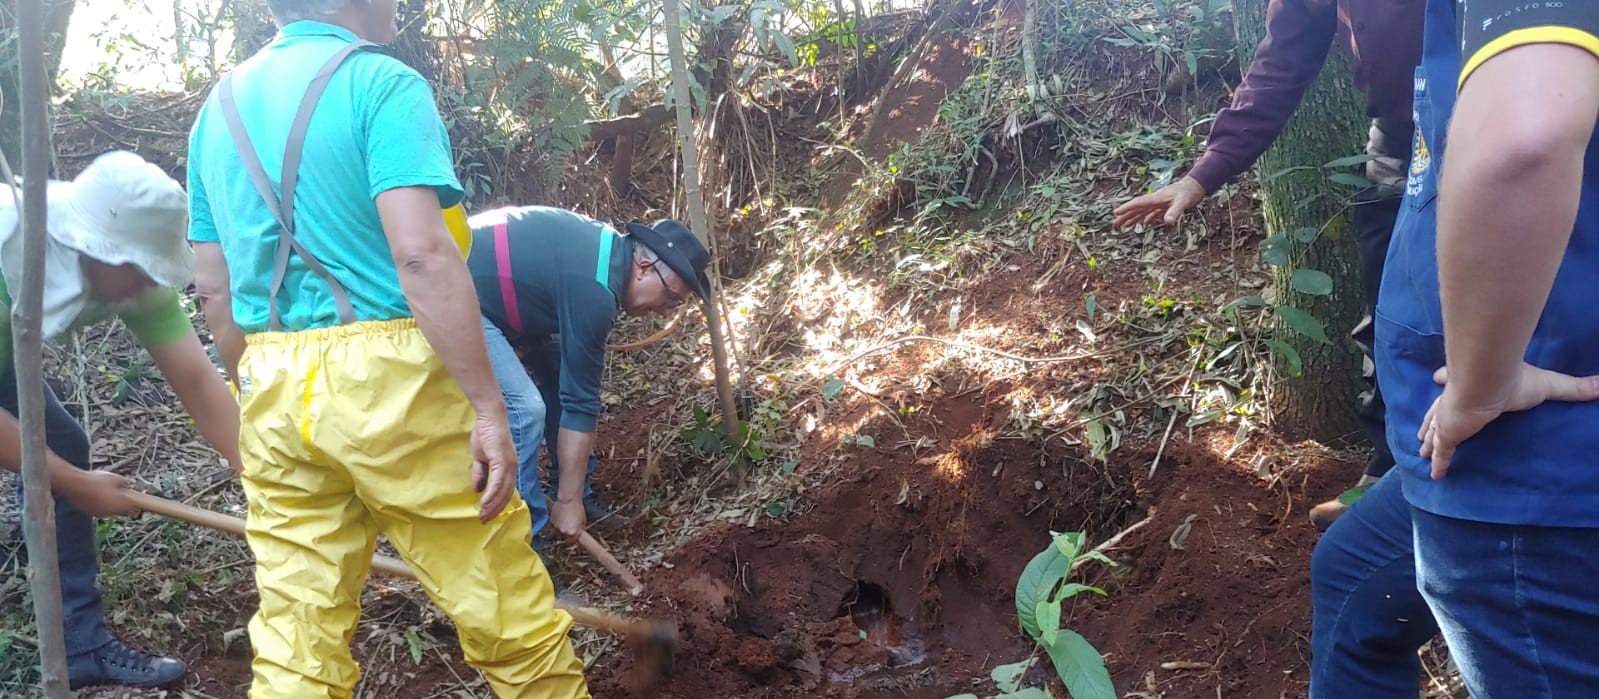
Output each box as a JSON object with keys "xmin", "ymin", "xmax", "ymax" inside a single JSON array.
[
  {"xmin": 583, "ymin": 492, "xmax": 620, "ymax": 528},
  {"xmin": 67, "ymin": 639, "xmax": 187, "ymax": 689}
]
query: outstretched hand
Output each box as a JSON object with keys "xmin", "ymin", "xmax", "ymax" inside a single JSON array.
[
  {"xmin": 1112, "ymin": 176, "xmax": 1206, "ymax": 228},
  {"xmin": 1419, "ymin": 362, "xmax": 1599, "ymax": 479}
]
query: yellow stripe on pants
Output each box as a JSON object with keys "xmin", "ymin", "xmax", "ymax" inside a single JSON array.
[{"xmin": 236, "ymin": 319, "xmax": 590, "ymax": 699}]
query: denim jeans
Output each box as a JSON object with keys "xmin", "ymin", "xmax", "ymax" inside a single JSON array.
[
  {"xmin": 481, "ymin": 317, "xmax": 550, "ymax": 543},
  {"xmin": 1414, "ymin": 506, "xmax": 1599, "ymax": 698},
  {"xmin": 516, "ymin": 333, "xmax": 597, "ymax": 506},
  {"xmin": 0, "ymin": 366, "xmax": 114, "ymax": 659},
  {"xmin": 1310, "ymin": 472, "xmax": 1438, "ymax": 698}
]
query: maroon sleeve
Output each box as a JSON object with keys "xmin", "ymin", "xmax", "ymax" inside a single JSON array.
[{"xmin": 1187, "ymin": 0, "xmax": 1340, "ymax": 193}]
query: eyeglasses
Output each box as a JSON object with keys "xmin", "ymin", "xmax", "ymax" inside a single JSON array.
[{"xmin": 652, "ymin": 263, "xmax": 685, "ymax": 308}]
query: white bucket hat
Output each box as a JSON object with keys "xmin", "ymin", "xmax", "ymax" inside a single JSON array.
[{"xmin": 49, "ymin": 150, "xmax": 193, "ymax": 288}]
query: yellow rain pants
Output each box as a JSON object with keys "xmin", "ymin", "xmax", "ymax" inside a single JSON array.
[{"xmin": 235, "ymin": 319, "xmax": 590, "ymax": 699}]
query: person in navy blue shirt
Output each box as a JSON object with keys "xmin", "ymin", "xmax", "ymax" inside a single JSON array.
[
  {"xmin": 1312, "ymin": 1, "xmax": 1599, "ymax": 696},
  {"xmin": 467, "ymin": 207, "xmax": 710, "ymax": 548}
]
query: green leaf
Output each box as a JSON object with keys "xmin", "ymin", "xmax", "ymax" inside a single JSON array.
[
  {"xmin": 746, "ymin": 443, "xmax": 767, "ymax": 461},
  {"xmin": 782, "ymin": 459, "xmax": 799, "ymax": 474},
  {"xmin": 1337, "ymin": 483, "xmax": 1372, "ymax": 506},
  {"xmin": 1075, "ymin": 550, "xmax": 1118, "ymax": 569},
  {"xmin": 404, "ymin": 627, "xmax": 425, "ymax": 665},
  {"xmin": 765, "ymin": 500, "xmax": 788, "ymax": 517},
  {"xmin": 1051, "ymin": 530, "xmax": 1087, "ymax": 560},
  {"xmin": 1085, "ymin": 292, "xmax": 1098, "ymax": 322},
  {"xmin": 1015, "ymin": 545, "xmax": 1070, "ymax": 637},
  {"xmin": 1291, "ymin": 226, "xmax": 1320, "ymax": 243},
  {"xmin": 1054, "ymin": 582, "xmax": 1107, "ymax": 601},
  {"xmin": 1036, "ymin": 599, "xmax": 1062, "ymax": 645},
  {"xmin": 942, "ymin": 695, "xmax": 982, "ymax": 699},
  {"xmin": 1290, "ymin": 269, "xmax": 1334, "ymax": 296},
  {"xmin": 772, "ymin": 31, "xmax": 799, "ymax": 66},
  {"xmin": 1259, "ymin": 234, "xmax": 1291, "ymax": 266},
  {"xmin": 1328, "ymin": 172, "xmax": 1373, "ymax": 189},
  {"xmin": 1042, "ymin": 629, "xmax": 1117, "ymax": 699},
  {"xmin": 1275, "ymin": 305, "xmax": 1330, "ymax": 344},
  {"xmin": 854, "ymin": 434, "xmax": 876, "ymax": 448},
  {"xmin": 992, "ymin": 658, "xmax": 1035, "ymax": 693},
  {"xmin": 995, "ymin": 690, "xmax": 1053, "ymax": 699},
  {"xmin": 1263, "ymin": 338, "xmax": 1304, "ymax": 376},
  {"xmin": 1323, "ymin": 153, "xmax": 1376, "ymax": 168},
  {"xmin": 823, "ymin": 377, "xmax": 846, "ymax": 400}
]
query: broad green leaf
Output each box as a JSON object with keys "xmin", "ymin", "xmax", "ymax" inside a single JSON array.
[
  {"xmin": 1290, "ymin": 269, "xmax": 1334, "ymax": 296},
  {"xmin": 1036, "ymin": 599, "xmax": 1062, "ymax": 645},
  {"xmin": 1323, "ymin": 153, "xmax": 1376, "ymax": 168},
  {"xmin": 992, "ymin": 658, "xmax": 1034, "ymax": 693},
  {"xmin": 1259, "ymin": 234, "xmax": 1291, "ymax": 266},
  {"xmin": 1291, "ymin": 226, "xmax": 1320, "ymax": 243},
  {"xmin": 1043, "ymin": 629, "xmax": 1117, "ymax": 699},
  {"xmin": 854, "ymin": 434, "xmax": 876, "ymax": 448},
  {"xmin": 1263, "ymin": 338, "xmax": 1304, "ymax": 376},
  {"xmin": 1016, "ymin": 545, "xmax": 1069, "ymax": 637},
  {"xmin": 1275, "ymin": 305, "xmax": 1330, "ymax": 344}
]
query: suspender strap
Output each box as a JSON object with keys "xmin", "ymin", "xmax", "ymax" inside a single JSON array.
[
  {"xmin": 492, "ymin": 221, "xmax": 524, "ymax": 335},
  {"xmin": 216, "ymin": 40, "xmax": 375, "ymax": 331}
]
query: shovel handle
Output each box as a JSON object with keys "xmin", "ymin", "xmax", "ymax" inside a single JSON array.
[
  {"xmin": 576, "ymin": 531, "xmax": 646, "ymax": 596},
  {"xmin": 127, "ymin": 486, "xmax": 636, "ymax": 595},
  {"xmin": 127, "ymin": 491, "xmax": 417, "ymax": 578}
]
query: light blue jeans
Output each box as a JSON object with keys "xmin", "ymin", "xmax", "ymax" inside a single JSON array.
[{"xmin": 481, "ymin": 317, "xmax": 550, "ymax": 547}]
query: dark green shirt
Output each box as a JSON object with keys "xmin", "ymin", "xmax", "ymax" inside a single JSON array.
[{"xmin": 467, "ymin": 206, "xmax": 630, "ymax": 432}]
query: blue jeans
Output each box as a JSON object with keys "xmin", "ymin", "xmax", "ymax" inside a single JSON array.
[
  {"xmin": 1, "ymin": 367, "xmax": 114, "ymax": 659},
  {"xmin": 1414, "ymin": 506, "xmax": 1599, "ymax": 698},
  {"xmin": 516, "ymin": 333, "xmax": 597, "ymax": 507},
  {"xmin": 1310, "ymin": 472, "xmax": 1438, "ymax": 698},
  {"xmin": 482, "ymin": 317, "xmax": 550, "ymax": 544}
]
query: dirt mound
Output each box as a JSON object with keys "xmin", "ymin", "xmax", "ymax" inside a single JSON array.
[
  {"xmin": 1073, "ymin": 441, "xmax": 1348, "ymax": 699},
  {"xmin": 593, "ymin": 387, "xmax": 1350, "ymax": 699}
]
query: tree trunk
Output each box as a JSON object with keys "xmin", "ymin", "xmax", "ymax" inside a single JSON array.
[
  {"xmin": 13, "ymin": 0, "xmax": 71, "ymax": 692},
  {"xmin": 1233, "ymin": 0, "xmax": 1367, "ymax": 441},
  {"xmin": 1, "ymin": 0, "xmax": 73, "ymax": 170},
  {"xmin": 662, "ymin": 0, "xmax": 743, "ymax": 458}
]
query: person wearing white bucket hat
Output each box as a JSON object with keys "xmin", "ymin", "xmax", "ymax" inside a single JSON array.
[{"xmin": 0, "ymin": 150, "xmax": 243, "ymax": 689}]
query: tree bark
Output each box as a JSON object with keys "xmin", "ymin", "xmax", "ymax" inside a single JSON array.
[
  {"xmin": 1, "ymin": 0, "xmax": 73, "ymax": 170},
  {"xmin": 12, "ymin": 0, "xmax": 70, "ymax": 693},
  {"xmin": 1234, "ymin": 0, "xmax": 1368, "ymax": 441},
  {"xmin": 661, "ymin": 0, "xmax": 743, "ymax": 460}
]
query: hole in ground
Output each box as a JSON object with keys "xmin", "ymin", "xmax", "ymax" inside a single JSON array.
[{"xmin": 840, "ymin": 581, "xmax": 898, "ymax": 645}]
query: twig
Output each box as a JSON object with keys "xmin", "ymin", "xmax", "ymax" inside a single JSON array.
[
  {"xmin": 1147, "ymin": 408, "xmax": 1179, "ymax": 479},
  {"xmin": 1071, "ymin": 506, "xmax": 1156, "ymax": 571}
]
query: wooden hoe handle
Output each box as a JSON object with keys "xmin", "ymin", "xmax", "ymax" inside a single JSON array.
[{"xmin": 126, "ymin": 491, "xmax": 646, "ymax": 633}]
